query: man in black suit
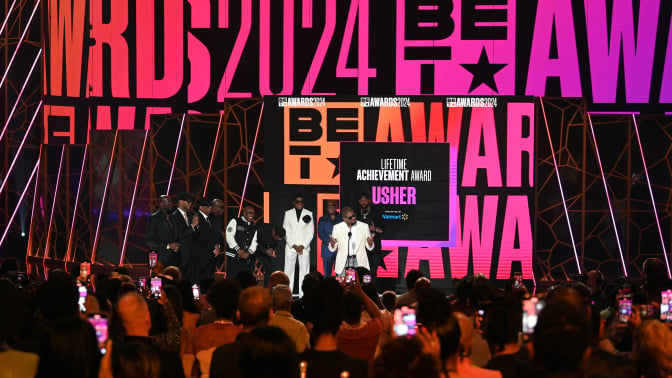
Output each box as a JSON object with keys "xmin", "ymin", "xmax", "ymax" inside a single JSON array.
[
  {"xmin": 189, "ymin": 197, "xmax": 222, "ymax": 282},
  {"xmin": 173, "ymin": 192, "xmax": 199, "ymax": 280},
  {"xmin": 255, "ymin": 224, "xmax": 286, "ymax": 287},
  {"xmin": 146, "ymin": 195, "xmax": 180, "ymax": 267}
]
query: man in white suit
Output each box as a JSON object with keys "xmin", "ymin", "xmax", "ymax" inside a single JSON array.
[
  {"xmin": 329, "ymin": 207, "xmax": 374, "ymax": 275},
  {"xmin": 282, "ymin": 194, "xmax": 315, "ymax": 296}
]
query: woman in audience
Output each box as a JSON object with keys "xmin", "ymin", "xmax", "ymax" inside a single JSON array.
[
  {"xmin": 633, "ymin": 320, "xmax": 672, "ymax": 377},
  {"xmin": 370, "ymin": 337, "xmax": 441, "ymax": 378},
  {"xmin": 35, "ymin": 316, "xmax": 101, "ymax": 378}
]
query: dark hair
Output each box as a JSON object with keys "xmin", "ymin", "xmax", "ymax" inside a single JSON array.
[
  {"xmin": 176, "ymin": 280, "xmax": 199, "ymax": 314},
  {"xmin": 405, "ymin": 269, "xmax": 425, "ymax": 290},
  {"xmin": 273, "ymin": 226, "xmax": 286, "ymax": 238},
  {"xmin": 292, "ymin": 194, "xmax": 303, "ymax": 202},
  {"xmin": 236, "ymin": 270, "xmax": 258, "ymax": 290},
  {"xmin": 482, "ymin": 292, "xmax": 522, "ymax": 353},
  {"xmin": 112, "ymin": 339, "xmax": 161, "ymax": 378},
  {"xmin": 417, "ymin": 288, "xmax": 460, "ymax": 363},
  {"xmin": 239, "ymin": 326, "xmax": 299, "ymax": 378},
  {"xmin": 341, "ymin": 291, "xmax": 363, "ymax": 322},
  {"xmin": 0, "ymin": 278, "xmax": 23, "ymax": 343},
  {"xmin": 38, "ymin": 271, "xmax": 78, "ymax": 322},
  {"xmin": 161, "ymin": 284, "xmax": 184, "ymax": 324},
  {"xmin": 533, "ymin": 299, "xmax": 591, "ymax": 372},
  {"xmin": 362, "ymin": 282, "xmax": 383, "ymax": 310},
  {"xmin": 371, "ymin": 337, "xmax": 441, "ymax": 378},
  {"xmin": 113, "ymin": 266, "xmax": 131, "ymax": 276},
  {"xmin": 35, "ymin": 317, "xmax": 101, "ymax": 378},
  {"xmin": 207, "ymin": 279, "xmax": 242, "ymax": 319},
  {"xmin": 305, "ymin": 278, "xmax": 344, "ymax": 336},
  {"xmin": 301, "ymin": 271, "xmax": 323, "ymax": 298},
  {"xmin": 381, "ymin": 291, "xmax": 397, "ymax": 312}
]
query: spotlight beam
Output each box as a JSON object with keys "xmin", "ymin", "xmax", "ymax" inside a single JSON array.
[
  {"xmin": 540, "ymin": 99, "xmax": 582, "ymax": 274},
  {"xmin": 238, "ymin": 102, "xmax": 264, "ymax": 217},
  {"xmin": 0, "ymin": 0, "xmax": 40, "ymax": 90},
  {"xmin": 0, "ymin": 159, "xmax": 40, "ymax": 249},
  {"xmin": 91, "ymin": 130, "xmax": 119, "ymax": 263},
  {"xmin": 587, "ymin": 114, "xmax": 628, "ymax": 276},
  {"xmin": 166, "ymin": 113, "xmax": 186, "ymax": 195},
  {"xmin": 43, "ymin": 145, "xmax": 66, "ymax": 260},
  {"xmin": 65, "ymin": 145, "xmax": 88, "ymax": 264},
  {"xmin": 0, "ymin": 49, "xmax": 42, "ymax": 143},
  {"xmin": 120, "ymin": 130, "xmax": 149, "ymax": 265},
  {"xmin": 631, "ymin": 115, "xmax": 671, "ymax": 278},
  {"xmin": 0, "ymin": 100, "xmax": 42, "ymax": 196}
]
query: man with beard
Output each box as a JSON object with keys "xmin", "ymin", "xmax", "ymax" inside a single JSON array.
[
  {"xmin": 146, "ymin": 195, "xmax": 180, "ymax": 267},
  {"xmin": 225, "ymin": 206, "xmax": 259, "ymax": 280},
  {"xmin": 356, "ymin": 193, "xmax": 384, "ymax": 281},
  {"xmin": 173, "ymin": 192, "xmax": 199, "ymax": 280}
]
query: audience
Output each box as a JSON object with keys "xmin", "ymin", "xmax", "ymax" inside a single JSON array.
[
  {"xmin": 268, "ymin": 284, "xmax": 310, "ymax": 352},
  {"xmin": 7, "ymin": 256, "xmax": 672, "ymax": 378},
  {"xmin": 209, "ymin": 286, "xmax": 273, "ymax": 378},
  {"xmin": 191, "ymin": 278, "xmax": 242, "ymax": 377},
  {"xmin": 395, "ymin": 269, "xmax": 425, "ymax": 307}
]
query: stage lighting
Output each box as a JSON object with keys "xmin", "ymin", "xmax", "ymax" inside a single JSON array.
[{"xmin": 21, "ymin": 232, "xmax": 25, "ymax": 237}]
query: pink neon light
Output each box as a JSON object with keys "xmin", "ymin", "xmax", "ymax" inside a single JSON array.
[
  {"xmin": 632, "ymin": 115, "xmax": 671, "ymax": 278},
  {"xmin": 0, "ymin": 49, "xmax": 41, "ymax": 143},
  {"xmin": 166, "ymin": 113, "xmax": 186, "ymax": 195},
  {"xmin": 418, "ymin": 22, "xmax": 438, "ymax": 27},
  {"xmin": 0, "ymin": 0, "xmax": 17, "ymax": 37},
  {"xmin": 92, "ymin": 130, "xmax": 119, "ymax": 263},
  {"xmin": 0, "ymin": 100, "xmax": 42, "ymax": 196},
  {"xmin": 120, "ymin": 130, "xmax": 149, "ymax": 265},
  {"xmin": 204, "ymin": 113, "xmax": 224, "ymax": 196},
  {"xmin": 302, "ymin": 0, "xmax": 312, "ymax": 27},
  {"xmin": 587, "ymin": 114, "xmax": 628, "ymax": 276},
  {"xmin": 43, "ymin": 145, "xmax": 66, "ymax": 261},
  {"xmin": 26, "ymin": 148, "xmax": 42, "ymax": 260},
  {"xmin": 238, "ymin": 103, "xmax": 264, "ymax": 217},
  {"xmin": 0, "ymin": 0, "xmax": 40, "ymax": 89},
  {"xmin": 66, "ymin": 145, "xmax": 88, "ymax": 263},
  {"xmin": 0, "ymin": 160, "xmax": 40, "ymax": 249},
  {"xmin": 540, "ymin": 99, "xmax": 581, "ymax": 274},
  {"xmin": 418, "ymin": 5, "xmax": 438, "ymax": 10}
]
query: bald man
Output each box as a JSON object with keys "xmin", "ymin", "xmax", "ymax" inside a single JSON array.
[
  {"xmin": 225, "ymin": 206, "xmax": 258, "ymax": 280},
  {"xmin": 116, "ymin": 293, "xmax": 185, "ymax": 378}
]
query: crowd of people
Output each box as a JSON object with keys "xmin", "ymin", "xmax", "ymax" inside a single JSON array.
[{"xmin": 1, "ymin": 254, "xmax": 672, "ymax": 377}]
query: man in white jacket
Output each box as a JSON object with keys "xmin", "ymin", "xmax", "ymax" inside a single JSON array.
[
  {"xmin": 329, "ymin": 206, "xmax": 374, "ymax": 275},
  {"xmin": 282, "ymin": 194, "xmax": 314, "ymax": 296}
]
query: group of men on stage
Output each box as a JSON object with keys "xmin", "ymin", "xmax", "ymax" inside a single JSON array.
[{"xmin": 146, "ymin": 191, "xmax": 384, "ymax": 293}]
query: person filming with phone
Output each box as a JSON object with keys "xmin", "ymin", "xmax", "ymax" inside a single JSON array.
[{"xmin": 329, "ymin": 207, "xmax": 374, "ymax": 276}]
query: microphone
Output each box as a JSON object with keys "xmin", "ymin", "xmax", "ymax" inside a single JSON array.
[
  {"xmin": 348, "ymin": 231, "xmax": 352, "ymax": 238},
  {"xmin": 347, "ymin": 231, "xmax": 353, "ymax": 266}
]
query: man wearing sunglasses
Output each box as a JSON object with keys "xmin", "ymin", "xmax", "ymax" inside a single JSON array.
[
  {"xmin": 329, "ymin": 207, "xmax": 374, "ymax": 275},
  {"xmin": 282, "ymin": 194, "xmax": 315, "ymax": 296}
]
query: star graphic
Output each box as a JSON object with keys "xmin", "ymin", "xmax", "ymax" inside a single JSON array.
[
  {"xmin": 401, "ymin": 213, "xmax": 408, "ymax": 221},
  {"xmin": 327, "ymin": 157, "xmax": 339, "ymax": 178},
  {"xmin": 460, "ymin": 47, "xmax": 507, "ymax": 93},
  {"xmin": 378, "ymin": 248, "xmax": 394, "ymax": 271}
]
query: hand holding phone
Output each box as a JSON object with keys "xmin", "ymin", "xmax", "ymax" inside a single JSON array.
[
  {"xmin": 150, "ymin": 277, "xmax": 162, "ymax": 299},
  {"xmin": 522, "ymin": 297, "xmax": 545, "ymax": 334},
  {"xmin": 661, "ymin": 290, "xmax": 672, "ymax": 322},
  {"xmin": 148, "ymin": 252, "xmax": 158, "ymax": 268},
  {"xmin": 78, "ymin": 283, "xmax": 88, "ymax": 313},
  {"xmin": 394, "ymin": 306, "xmax": 417, "ymax": 337},
  {"xmin": 363, "ymin": 274, "xmax": 371, "ymax": 284},
  {"xmin": 192, "ymin": 284, "xmax": 200, "ymax": 301},
  {"xmin": 345, "ymin": 268, "xmax": 356, "ymax": 286},
  {"xmin": 618, "ymin": 298, "xmax": 632, "ymax": 323},
  {"xmin": 87, "ymin": 314, "xmax": 109, "ymax": 354}
]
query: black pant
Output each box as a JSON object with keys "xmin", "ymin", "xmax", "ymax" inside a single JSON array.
[{"xmin": 227, "ymin": 256, "xmax": 255, "ymax": 281}]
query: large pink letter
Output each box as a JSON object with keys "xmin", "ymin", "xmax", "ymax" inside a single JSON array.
[
  {"xmin": 48, "ymin": 0, "xmax": 87, "ymax": 96},
  {"xmin": 405, "ymin": 247, "xmax": 445, "ymax": 279},
  {"xmin": 136, "ymin": 0, "xmax": 184, "ymax": 99},
  {"xmin": 375, "ymin": 108, "xmax": 406, "ymax": 141},
  {"xmin": 187, "ymin": 0, "xmax": 211, "ymax": 103},
  {"xmin": 448, "ymin": 196, "xmax": 498, "ymax": 278},
  {"xmin": 584, "ymin": 0, "xmax": 659, "ymax": 103},
  {"xmin": 88, "ymin": 0, "xmax": 130, "ymax": 98},
  {"xmin": 507, "ymin": 103, "xmax": 534, "ymax": 188},
  {"xmin": 259, "ymin": 0, "xmax": 294, "ymax": 95},
  {"xmin": 462, "ymin": 108, "xmax": 502, "ymax": 187},
  {"xmin": 660, "ymin": 19, "xmax": 672, "ymax": 103},
  {"xmin": 496, "ymin": 196, "xmax": 533, "ymax": 279},
  {"xmin": 525, "ymin": 0, "xmax": 581, "ymax": 97}
]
